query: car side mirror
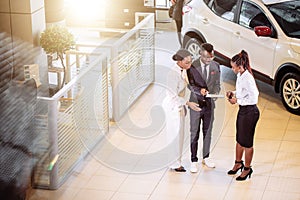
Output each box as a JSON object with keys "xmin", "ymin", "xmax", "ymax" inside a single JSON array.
[{"xmin": 254, "ymin": 26, "xmax": 272, "ymax": 37}]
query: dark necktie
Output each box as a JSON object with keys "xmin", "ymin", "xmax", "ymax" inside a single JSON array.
[{"xmin": 203, "ymin": 65, "xmax": 207, "ymax": 82}]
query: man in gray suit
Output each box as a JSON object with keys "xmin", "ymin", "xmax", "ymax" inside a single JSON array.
[{"xmin": 186, "ymin": 43, "xmax": 221, "ymax": 172}]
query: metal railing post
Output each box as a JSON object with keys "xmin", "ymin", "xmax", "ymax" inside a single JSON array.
[
  {"xmin": 110, "ymin": 46, "xmax": 120, "ymax": 121},
  {"xmin": 47, "ymin": 99, "xmax": 59, "ymax": 189}
]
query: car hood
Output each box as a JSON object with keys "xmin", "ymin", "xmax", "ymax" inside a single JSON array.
[{"xmin": 290, "ymin": 38, "xmax": 300, "ymax": 54}]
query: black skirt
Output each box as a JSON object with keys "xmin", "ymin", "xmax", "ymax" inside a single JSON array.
[{"xmin": 236, "ymin": 105, "xmax": 260, "ymax": 148}]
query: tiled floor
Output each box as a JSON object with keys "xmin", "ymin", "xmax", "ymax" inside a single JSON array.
[{"xmin": 28, "ymin": 23, "xmax": 300, "ymax": 200}]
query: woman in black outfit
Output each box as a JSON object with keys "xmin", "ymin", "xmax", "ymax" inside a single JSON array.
[{"xmin": 226, "ymin": 50, "xmax": 260, "ymax": 181}]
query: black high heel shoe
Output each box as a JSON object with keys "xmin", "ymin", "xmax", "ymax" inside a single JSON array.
[
  {"xmin": 227, "ymin": 160, "xmax": 244, "ymax": 175},
  {"xmin": 236, "ymin": 167, "xmax": 253, "ymax": 181}
]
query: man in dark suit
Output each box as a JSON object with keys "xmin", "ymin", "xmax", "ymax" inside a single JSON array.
[{"xmin": 186, "ymin": 43, "xmax": 221, "ymax": 172}]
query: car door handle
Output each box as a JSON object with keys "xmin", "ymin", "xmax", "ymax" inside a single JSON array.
[
  {"xmin": 202, "ymin": 18, "xmax": 209, "ymax": 24},
  {"xmin": 234, "ymin": 31, "xmax": 241, "ymax": 38}
]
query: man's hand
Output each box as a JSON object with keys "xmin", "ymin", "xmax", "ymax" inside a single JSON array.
[
  {"xmin": 186, "ymin": 101, "xmax": 201, "ymax": 111},
  {"xmin": 200, "ymin": 88, "xmax": 208, "ymax": 96}
]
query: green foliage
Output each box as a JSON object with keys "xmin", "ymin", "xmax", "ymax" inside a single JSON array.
[
  {"xmin": 40, "ymin": 25, "xmax": 75, "ymax": 56},
  {"xmin": 40, "ymin": 26, "xmax": 75, "ymax": 89}
]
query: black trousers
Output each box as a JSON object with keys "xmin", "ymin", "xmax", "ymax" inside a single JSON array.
[{"xmin": 175, "ymin": 19, "xmax": 183, "ymax": 46}]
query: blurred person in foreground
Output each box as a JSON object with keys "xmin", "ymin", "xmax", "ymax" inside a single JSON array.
[
  {"xmin": 162, "ymin": 49, "xmax": 193, "ymax": 172},
  {"xmin": 170, "ymin": 0, "xmax": 184, "ymax": 47}
]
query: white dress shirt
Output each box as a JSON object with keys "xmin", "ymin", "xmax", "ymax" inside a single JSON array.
[
  {"xmin": 235, "ymin": 70, "xmax": 259, "ymax": 106},
  {"xmin": 201, "ymin": 62, "xmax": 209, "ymax": 81}
]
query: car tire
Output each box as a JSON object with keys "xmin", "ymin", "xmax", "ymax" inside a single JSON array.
[
  {"xmin": 184, "ymin": 37, "xmax": 202, "ymax": 60},
  {"xmin": 280, "ymin": 73, "xmax": 300, "ymax": 115}
]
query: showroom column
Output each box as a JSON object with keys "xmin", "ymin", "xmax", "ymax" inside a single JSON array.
[
  {"xmin": 0, "ymin": 0, "xmax": 49, "ymax": 93},
  {"xmin": 44, "ymin": 0, "xmax": 65, "ymax": 26},
  {"xmin": 0, "ymin": 0, "xmax": 46, "ymax": 46}
]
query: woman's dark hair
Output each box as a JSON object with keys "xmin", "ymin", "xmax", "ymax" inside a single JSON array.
[
  {"xmin": 231, "ymin": 50, "xmax": 253, "ymax": 75},
  {"xmin": 172, "ymin": 49, "xmax": 192, "ymax": 61}
]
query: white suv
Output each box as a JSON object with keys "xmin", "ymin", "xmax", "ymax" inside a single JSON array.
[{"xmin": 182, "ymin": 0, "xmax": 300, "ymax": 115}]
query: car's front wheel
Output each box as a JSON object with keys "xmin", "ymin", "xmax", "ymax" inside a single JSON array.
[
  {"xmin": 184, "ymin": 37, "xmax": 202, "ymax": 60},
  {"xmin": 280, "ymin": 73, "xmax": 300, "ymax": 115}
]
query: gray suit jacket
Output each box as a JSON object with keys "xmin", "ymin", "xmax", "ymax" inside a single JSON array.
[{"xmin": 187, "ymin": 59, "xmax": 221, "ymax": 109}]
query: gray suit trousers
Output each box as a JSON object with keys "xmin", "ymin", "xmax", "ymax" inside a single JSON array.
[{"xmin": 190, "ymin": 106, "xmax": 214, "ymax": 162}]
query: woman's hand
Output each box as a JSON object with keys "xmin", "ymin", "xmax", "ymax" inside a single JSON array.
[
  {"xmin": 226, "ymin": 91, "xmax": 236, "ymax": 104},
  {"xmin": 228, "ymin": 97, "xmax": 237, "ymax": 104},
  {"xmin": 186, "ymin": 101, "xmax": 201, "ymax": 111},
  {"xmin": 226, "ymin": 91, "xmax": 234, "ymax": 99}
]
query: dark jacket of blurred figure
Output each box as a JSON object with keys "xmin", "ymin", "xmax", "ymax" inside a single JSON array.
[{"xmin": 0, "ymin": 77, "xmax": 37, "ymax": 200}]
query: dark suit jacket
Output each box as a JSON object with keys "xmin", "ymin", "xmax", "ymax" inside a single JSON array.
[
  {"xmin": 172, "ymin": 0, "xmax": 184, "ymax": 21},
  {"xmin": 187, "ymin": 59, "xmax": 221, "ymax": 109}
]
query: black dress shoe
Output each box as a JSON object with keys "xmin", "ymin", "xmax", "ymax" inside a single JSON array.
[{"xmin": 174, "ymin": 166, "xmax": 186, "ymax": 172}]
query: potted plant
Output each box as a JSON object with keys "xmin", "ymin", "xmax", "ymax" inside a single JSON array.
[{"xmin": 40, "ymin": 25, "xmax": 75, "ymax": 89}]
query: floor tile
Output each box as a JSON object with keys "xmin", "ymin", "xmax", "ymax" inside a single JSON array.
[
  {"xmin": 262, "ymin": 190, "xmax": 300, "ymax": 200},
  {"xmin": 83, "ymin": 175, "xmax": 125, "ymax": 191},
  {"xmin": 29, "ymin": 188, "xmax": 79, "ymax": 200},
  {"xmin": 275, "ymin": 152, "xmax": 300, "ymax": 165},
  {"xmin": 151, "ymin": 181, "xmax": 193, "ymax": 199},
  {"xmin": 283, "ymin": 130, "xmax": 300, "ymax": 142},
  {"xmin": 266, "ymin": 177, "xmax": 300, "ymax": 193},
  {"xmin": 73, "ymin": 189, "xmax": 114, "ymax": 200},
  {"xmin": 117, "ymin": 177, "xmax": 158, "ymax": 195},
  {"xmin": 279, "ymin": 141, "xmax": 300, "ymax": 153},
  {"xmin": 111, "ymin": 192, "xmax": 149, "ymax": 200},
  {"xmin": 271, "ymin": 163, "xmax": 300, "ymax": 178},
  {"xmin": 187, "ymin": 184, "xmax": 228, "ymax": 200},
  {"xmin": 224, "ymin": 187, "xmax": 264, "ymax": 200}
]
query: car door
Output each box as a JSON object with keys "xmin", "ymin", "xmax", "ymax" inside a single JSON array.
[
  {"xmin": 203, "ymin": 0, "xmax": 238, "ymax": 58},
  {"xmin": 231, "ymin": 0, "xmax": 277, "ymax": 76}
]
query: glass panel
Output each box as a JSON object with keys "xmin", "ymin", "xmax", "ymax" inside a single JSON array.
[
  {"xmin": 239, "ymin": 1, "xmax": 271, "ymax": 29},
  {"xmin": 145, "ymin": 0, "xmax": 155, "ymax": 6},
  {"xmin": 211, "ymin": 0, "xmax": 238, "ymax": 21},
  {"xmin": 156, "ymin": 0, "xmax": 168, "ymax": 7}
]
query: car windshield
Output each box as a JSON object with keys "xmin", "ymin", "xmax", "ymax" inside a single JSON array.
[{"xmin": 267, "ymin": 1, "xmax": 300, "ymax": 39}]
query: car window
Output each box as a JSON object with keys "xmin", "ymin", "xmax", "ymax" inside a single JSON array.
[
  {"xmin": 211, "ymin": 0, "xmax": 238, "ymax": 22},
  {"xmin": 238, "ymin": 1, "xmax": 276, "ymax": 37}
]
